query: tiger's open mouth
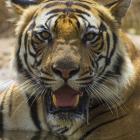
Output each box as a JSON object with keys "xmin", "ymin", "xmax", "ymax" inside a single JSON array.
[
  {"xmin": 53, "ymin": 86, "xmax": 83, "ymax": 107},
  {"xmin": 44, "ymin": 85, "xmax": 89, "ymax": 115}
]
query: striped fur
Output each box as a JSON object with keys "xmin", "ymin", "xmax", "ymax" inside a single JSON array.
[{"xmin": 1, "ymin": 0, "xmax": 140, "ymax": 139}]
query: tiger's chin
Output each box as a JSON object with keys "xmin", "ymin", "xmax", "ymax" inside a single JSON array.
[
  {"xmin": 43, "ymin": 85, "xmax": 89, "ymax": 136},
  {"xmin": 46, "ymin": 113, "xmax": 85, "ymax": 136}
]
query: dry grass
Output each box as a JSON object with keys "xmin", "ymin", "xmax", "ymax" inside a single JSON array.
[
  {"xmin": 122, "ymin": 0, "xmax": 140, "ymax": 34},
  {"xmin": 0, "ymin": 0, "xmax": 14, "ymax": 38}
]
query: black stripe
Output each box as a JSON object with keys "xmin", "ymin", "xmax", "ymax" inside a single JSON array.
[
  {"xmin": 100, "ymin": 32, "xmax": 117, "ymax": 76},
  {"xmin": 46, "ymin": 8, "xmax": 64, "ymax": 15},
  {"xmin": 41, "ymin": 69, "xmax": 51, "ymax": 75},
  {"xmin": 96, "ymin": 38, "xmax": 104, "ymax": 51},
  {"xmin": 47, "ymin": 0, "xmax": 63, "ymax": 1},
  {"xmin": 94, "ymin": 59, "xmax": 99, "ymax": 70},
  {"xmin": 24, "ymin": 30, "xmax": 28, "ymax": 52},
  {"xmin": 77, "ymin": 76, "xmax": 93, "ymax": 81},
  {"xmin": 59, "ymin": 127, "xmax": 69, "ymax": 134},
  {"xmin": 100, "ymin": 22, "xmax": 107, "ymax": 32},
  {"xmin": 79, "ymin": 0, "xmax": 93, "ymax": 4},
  {"xmin": 46, "ymin": 14, "xmax": 58, "ymax": 21},
  {"xmin": 113, "ymin": 55, "xmax": 124, "ymax": 75},
  {"xmin": 96, "ymin": 55, "xmax": 106, "ymax": 62},
  {"xmin": 74, "ymin": 2, "xmax": 91, "ymax": 10},
  {"xmin": 28, "ymin": 22, "xmax": 37, "ymax": 57},
  {"xmin": 77, "ymin": 14, "xmax": 88, "ymax": 21},
  {"xmin": 45, "ymin": 0, "xmax": 93, "ymax": 5},
  {"xmin": 23, "ymin": 31, "xmax": 33, "ymax": 73},
  {"xmin": 34, "ymin": 57, "xmax": 42, "ymax": 67},
  {"xmin": 105, "ymin": 32, "xmax": 110, "ymax": 64},
  {"xmin": 0, "ymin": 92, "xmax": 7, "ymax": 132},
  {"xmin": 105, "ymin": 0, "xmax": 118, "ymax": 8},
  {"xmin": 28, "ymin": 47, "xmax": 36, "ymax": 57},
  {"xmin": 45, "ymin": 2, "xmax": 63, "ymax": 9},
  {"xmin": 16, "ymin": 46, "xmax": 33, "ymax": 76},
  {"xmin": 40, "ymin": 76, "xmax": 54, "ymax": 82},
  {"xmin": 16, "ymin": 33, "xmax": 23, "ymax": 73},
  {"xmin": 95, "ymin": 72, "xmax": 108, "ymax": 85},
  {"xmin": 74, "ymin": 9, "xmax": 90, "ymax": 16},
  {"xmin": 16, "ymin": 22, "xmax": 33, "ymax": 73},
  {"xmin": 26, "ymin": 94, "xmax": 41, "ymax": 130},
  {"xmin": 24, "ymin": 53, "xmax": 32, "ymax": 73},
  {"xmin": 8, "ymin": 91, "xmax": 13, "ymax": 117},
  {"xmin": 80, "ymin": 115, "xmax": 127, "ymax": 140},
  {"xmin": 109, "ymin": 33, "xmax": 118, "ymax": 59},
  {"xmin": 29, "ymin": 40, "xmax": 36, "ymax": 58},
  {"xmin": 77, "ymin": 14, "xmax": 88, "ymax": 28},
  {"xmin": 80, "ymin": 71, "xmax": 92, "ymax": 77},
  {"xmin": 97, "ymin": 31, "xmax": 114, "ymax": 76},
  {"xmin": 11, "ymin": 0, "xmax": 38, "ymax": 6},
  {"xmin": 46, "ymin": 8, "xmax": 90, "ymax": 16}
]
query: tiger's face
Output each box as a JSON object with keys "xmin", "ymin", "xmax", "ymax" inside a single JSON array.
[{"xmin": 14, "ymin": 0, "xmax": 132, "ymax": 136}]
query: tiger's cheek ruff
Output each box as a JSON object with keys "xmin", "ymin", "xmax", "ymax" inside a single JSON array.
[{"xmin": 89, "ymin": 34, "xmax": 131, "ymax": 102}]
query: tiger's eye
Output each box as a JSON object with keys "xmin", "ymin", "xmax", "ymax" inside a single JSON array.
[
  {"xmin": 85, "ymin": 33, "xmax": 95, "ymax": 41},
  {"xmin": 40, "ymin": 31, "xmax": 50, "ymax": 40}
]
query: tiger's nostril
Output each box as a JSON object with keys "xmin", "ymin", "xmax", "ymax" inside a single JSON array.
[
  {"xmin": 69, "ymin": 67, "xmax": 80, "ymax": 77},
  {"xmin": 52, "ymin": 64, "xmax": 80, "ymax": 80}
]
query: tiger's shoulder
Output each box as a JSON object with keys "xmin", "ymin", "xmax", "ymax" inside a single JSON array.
[{"xmin": 0, "ymin": 81, "xmax": 46, "ymax": 131}]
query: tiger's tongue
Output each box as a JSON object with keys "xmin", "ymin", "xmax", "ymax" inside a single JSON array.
[{"xmin": 52, "ymin": 86, "xmax": 80, "ymax": 107}]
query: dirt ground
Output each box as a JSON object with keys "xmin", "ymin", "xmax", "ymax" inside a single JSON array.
[{"xmin": 0, "ymin": 34, "xmax": 140, "ymax": 82}]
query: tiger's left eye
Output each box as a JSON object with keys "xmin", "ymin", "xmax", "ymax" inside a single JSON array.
[
  {"xmin": 85, "ymin": 32, "xmax": 96, "ymax": 41},
  {"xmin": 83, "ymin": 31, "xmax": 99, "ymax": 43}
]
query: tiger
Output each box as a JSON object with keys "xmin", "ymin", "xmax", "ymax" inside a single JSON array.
[{"xmin": 1, "ymin": 0, "xmax": 140, "ymax": 139}]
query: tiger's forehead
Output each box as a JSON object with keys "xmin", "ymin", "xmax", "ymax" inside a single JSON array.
[{"xmin": 34, "ymin": 0, "xmax": 101, "ymax": 32}]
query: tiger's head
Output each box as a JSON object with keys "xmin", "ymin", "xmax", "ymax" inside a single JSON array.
[{"xmin": 9, "ymin": 0, "xmax": 133, "ymax": 136}]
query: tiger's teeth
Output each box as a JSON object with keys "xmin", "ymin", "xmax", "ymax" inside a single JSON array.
[
  {"xmin": 74, "ymin": 95, "xmax": 80, "ymax": 107},
  {"xmin": 52, "ymin": 94, "xmax": 57, "ymax": 106}
]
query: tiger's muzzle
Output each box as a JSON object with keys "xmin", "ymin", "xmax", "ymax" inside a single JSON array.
[{"xmin": 45, "ymin": 58, "xmax": 89, "ymax": 114}]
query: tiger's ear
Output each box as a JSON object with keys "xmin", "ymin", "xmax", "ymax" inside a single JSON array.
[
  {"xmin": 7, "ymin": 0, "xmax": 39, "ymax": 14},
  {"xmin": 106, "ymin": 0, "xmax": 131, "ymax": 24}
]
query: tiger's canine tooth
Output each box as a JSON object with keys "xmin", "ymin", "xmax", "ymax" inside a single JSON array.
[
  {"xmin": 52, "ymin": 94, "xmax": 57, "ymax": 106},
  {"xmin": 74, "ymin": 94, "xmax": 80, "ymax": 107}
]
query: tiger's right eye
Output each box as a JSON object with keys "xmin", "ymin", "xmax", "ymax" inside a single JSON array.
[
  {"xmin": 39, "ymin": 31, "xmax": 51, "ymax": 40},
  {"xmin": 32, "ymin": 30, "xmax": 52, "ymax": 45}
]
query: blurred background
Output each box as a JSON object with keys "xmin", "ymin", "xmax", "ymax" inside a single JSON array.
[{"xmin": 0, "ymin": 0, "xmax": 140, "ymax": 81}]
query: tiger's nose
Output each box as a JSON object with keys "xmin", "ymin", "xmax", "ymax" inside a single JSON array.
[{"xmin": 52, "ymin": 64, "xmax": 80, "ymax": 80}]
